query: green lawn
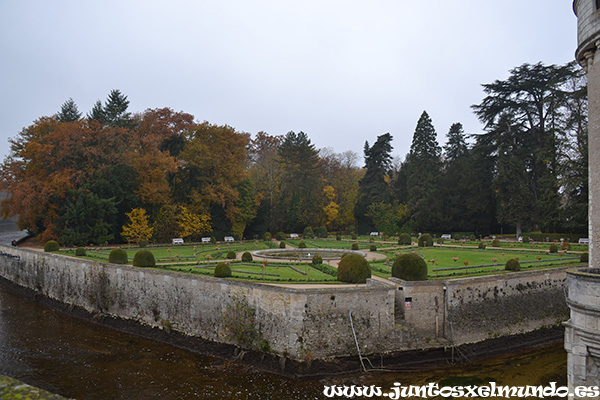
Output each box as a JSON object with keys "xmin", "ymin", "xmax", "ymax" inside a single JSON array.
[{"xmin": 369, "ymin": 246, "xmax": 581, "ymax": 279}]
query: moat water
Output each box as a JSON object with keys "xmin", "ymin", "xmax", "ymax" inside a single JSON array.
[{"xmin": 0, "ymin": 283, "xmax": 567, "ymax": 400}]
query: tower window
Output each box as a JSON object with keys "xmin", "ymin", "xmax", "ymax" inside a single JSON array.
[{"xmin": 597, "ymin": 0, "xmax": 600, "ymax": 11}]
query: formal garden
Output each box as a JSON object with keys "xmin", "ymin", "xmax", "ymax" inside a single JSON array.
[{"xmin": 45, "ymin": 233, "xmax": 588, "ymax": 284}]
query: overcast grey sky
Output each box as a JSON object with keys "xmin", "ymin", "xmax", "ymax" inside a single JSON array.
[{"xmin": 0, "ymin": 1, "xmax": 577, "ymax": 163}]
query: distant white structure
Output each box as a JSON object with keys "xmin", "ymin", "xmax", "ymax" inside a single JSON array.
[
  {"xmin": 224, "ymin": 236, "xmax": 235, "ymax": 242},
  {"xmin": 201, "ymin": 237, "xmax": 211, "ymax": 243},
  {"xmin": 290, "ymin": 233, "xmax": 299, "ymax": 239},
  {"xmin": 370, "ymin": 232, "xmax": 379, "ymax": 237},
  {"xmin": 172, "ymin": 238, "xmax": 184, "ymax": 245},
  {"xmin": 441, "ymin": 234, "xmax": 452, "ymax": 240}
]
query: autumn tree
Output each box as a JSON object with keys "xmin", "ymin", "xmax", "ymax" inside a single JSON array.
[
  {"xmin": 121, "ymin": 208, "xmax": 154, "ymax": 245},
  {"xmin": 176, "ymin": 206, "xmax": 211, "ymax": 240}
]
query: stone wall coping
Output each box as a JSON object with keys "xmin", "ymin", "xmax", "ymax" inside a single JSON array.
[
  {"xmin": 0, "ymin": 244, "xmax": 392, "ymax": 296},
  {"xmin": 567, "ymin": 267, "xmax": 600, "ymax": 281}
]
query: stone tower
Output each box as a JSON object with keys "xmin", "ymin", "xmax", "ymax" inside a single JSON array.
[{"xmin": 565, "ymin": 1, "xmax": 600, "ymax": 396}]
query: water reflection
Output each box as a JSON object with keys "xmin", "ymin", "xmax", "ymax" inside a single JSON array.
[{"xmin": 0, "ymin": 283, "xmax": 566, "ymax": 399}]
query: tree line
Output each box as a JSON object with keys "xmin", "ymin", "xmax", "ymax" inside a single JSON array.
[{"xmin": 0, "ymin": 61, "xmax": 588, "ymax": 245}]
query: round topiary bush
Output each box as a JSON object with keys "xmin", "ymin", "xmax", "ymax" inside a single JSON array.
[
  {"xmin": 418, "ymin": 234, "xmax": 433, "ymax": 247},
  {"xmin": 298, "ymin": 241, "xmax": 307, "ymax": 249},
  {"xmin": 108, "ymin": 248, "xmax": 128, "ymax": 264},
  {"xmin": 75, "ymin": 247, "xmax": 86, "ymax": 257},
  {"xmin": 436, "ymin": 238, "xmax": 444, "ymax": 244},
  {"xmin": 275, "ymin": 232, "xmax": 286, "ymax": 241},
  {"xmin": 312, "ymin": 254, "xmax": 323, "ymax": 265},
  {"xmin": 398, "ymin": 233, "xmax": 412, "ymax": 245},
  {"xmin": 369, "ymin": 244, "xmax": 377, "ymax": 251},
  {"xmin": 226, "ymin": 250, "xmax": 236, "ymax": 259},
  {"xmin": 303, "ymin": 226, "xmax": 314, "ymax": 239},
  {"xmin": 337, "ymin": 254, "xmax": 371, "ymax": 284},
  {"xmin": 392, "ymin": 253, "xmax": 428, "ymax": 281},
  {"xmin": 549, "ymin": 244, "xmax": 559, "ymax": 253},
  {"xmin": 478, "ymin": 241, "xmax": 486, "ymax": 249},
  {"xmin": 133, "ymin": 250, "xmax": 156, "ymax": 267},
  {"xmin": 351, "ymin": 233, "xmax": 358, "ymax": 240},
  {"xmin": 241, "ymin": 251, "xmax": 253, "ymax": 262},
  {"xmin": 351, "ymin": 242, "xmax": 359, "ymax": 250},
  {"xmin": 214, "ymin": 262, "xmax": 232, "ymax": 278},
  {"xmin": 505, "ymin": 258, "xmax": 521, "ymax": 271},
  {"xmin": 491, "ymin": 239, "xmax": 501, "ymax": 247},
  {"xmin": 580, "ymin": 252, "xmax": 589, "ymax": 263},
  {"xmin": 279, "ymin": 241, "xmax": 286, "ymax": 248},
  {"xmin": 44, "ymin": 240, "xmax": 60, "ymax": 252},
  {"xmin": 263, "ymin": 232, "xmax": 272, "ymax": 241},
  {"xmin": 469, "ymin": 234, "xmax": 476, "ymax": 241}
]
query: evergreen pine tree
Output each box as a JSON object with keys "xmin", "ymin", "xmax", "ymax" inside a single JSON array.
[{"xmin": 55, "ymin": 98, "xmax": 82, "ymax": 122}]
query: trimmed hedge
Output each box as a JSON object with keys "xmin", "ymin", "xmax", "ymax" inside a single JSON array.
[
  {"xmin": 398, "ymin": 233, "xmax": 412, "ymax": 245},
  {"xmin": 241, "ymin": 251, "xmax": 253, "ymax": 262},
  {"xmin": 75, "ymin": 247, "xmax": 86, "ymax": 257},
  {"xmin": 312, "ymin": 254, "xmax": 323, "ymax": 265},
  {"xmin": 580, "ymin": 252, "xmax": 589, "ymax": 263},
  {"xmin": 263, "ymin": 232, "xmax": 272, "ymax": 241},
  {"xmin": 279, "ymin": 241, "xmax": 286, "ymax": 249},
  {"xmin": 303, "ymin": 226, "xmax": 314, "ymax": 239},
  {"xmin": 299, "ymin": 241, "xmax": 307, "ymax": 249},
  {"xmin": 491, "ymin": 239, "xmax": 501, "ymax": 247},
  {"xmin": 478, "ymin": 242, "xmax": 486, "ymax": 249},
  {"xmin": 418, "ymin": 234, "xmax": 433, "ymax": 247},
  {"xmin": 369, "ymin": 244, "xmax": 377, "ymax": 251},
  {"xmin": 392, "ymin": 253, "xmax": 427, "ymax": 281},
  {"xmin": 214, "ymin": 262, "xmax": 232, "ymax": 278},
  {"xmin": 275, "ymin": 232, "xmax": 286, "ymax": 241},
  {"xmin": 351, "ymin": 242, "xmax": 359, "ymax": 250},
  {"xmin": 505, "ymin": 259, "xmax": 521, "ymax": 272},
  {"xmin": 108, "ymin": 248, "xmax": 128, "ymax": 264},
  {"xmin": 316, "ymin": 226, "xmax": 328, "ymax": 238},
  {"xmin": 337, "ymin": 254, "xmax": 371, "ymax": 284},
  {"xmin": 133, "ymin": 250, "xmax": 156, "ymax": 267},
  {"xmin": 44, "ymin": 240, "xmax": 59, "ymax": 252},
  {"xmin": 549, "ymin": 244, "xmax": 559, "ymax": 253},
  {"xmin": 226, "ymin": 250, "xmax": 237, "ymax": 259}
]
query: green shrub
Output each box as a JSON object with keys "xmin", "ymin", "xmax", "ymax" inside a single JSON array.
[
  {"xmin": 469, "ymin": 234, "xmax": 476, "ymax": 241},
  {"xmin": 398, "ymin": 233, "xmax": 412, "ymax": 245},
  {"xmin": 298, "ymin": 241, "xmax": 307, "ymax": 249},
  {"xmin": 275, "ymin": 232, "xmax": 286, "ymax": 241},
  {"xmin": 418, "ymin": 234, "xmax": 433, "ymax": 247},
  {"xmin": 214, "ymin": 262, "xmax": 232, "ymax": 277},
  {"xmin": 316, "ymin": 226, "xmax": 328, "ymax": 238},
  {"xmin": 436, "ymin": 238, "xmax": 444, "ymax": 244},
  {"xmin": 351, "ymin": 233, "xmax": 358, "ymax": 240},
  {"xmin": 139, "ymin": 240, "xmax": 148, "ymax": 248},
  {"xmin": 337, "ymin": 254, "xmax": 371, "ymax": 284},
  {"xmin": 505, "ymin": 258, "xmax": 521, "ymax": 272},
  {"xmin": 369, "ymin": 244, "xmax": 377, "ymax": 251},
  {"xmin": 263, "ymin": 232, "xmax": 272, "ymax": 241},
  {"xmin": 226, "ymin": 250, "xmax": 236, "ymax": 259},
  {"xmin": 478, "ymin": 242, "xmax": 486, "ymax": 249},
  {"xmin": 108, "ymin": 248, "xmax": 128, "ymax": 264},
  {"xmin": 521, "ymin": 235, "xmax": 529, "ymax": 243},
  {"xmin": 133, "ymin": 250, "xmax": 156, "ymax": 267},
  {"xmin": 392, "ymin": 253, "xmax": 427, "ymax": 281},
  {"xmin": 312, "ymin": 254, "xmax": 323, "ymax": 265},
  {"xmin": 351, "ymin": 242, "xmax": 359, "ymax": 250},
  {"xmin": 44, "ymin": 240, "xmax": 60, "ymax": 252},
  {"xmin": 549, "ymin": 244, "xmax": 559, "ymax": 253},
  {"xmin": 491, "ymin": 239, "xmax": 501, "ymax": 247},
  {"xmin": 580, "ymin": 252, "xmax": 589, "ymax": 263},
  {"xmin": 210, "ymin": 236, "xmax": 216, "ymax": 244},
  {"xmin": 241, "ymin": 252, "xmax": 253, "ymax": 262},
  {"xmin": 303, "ymin": 226, "xmax": 314, "ymax": 239},
  {"xmin": 279, "ymin": 241, "xmax": 286, "ymax": 248},
  {"xmin": 562, "ymin": 241, "xmax": 571, "ymax": 251},
  {"xmin": 75, "ymin": 247, "xmax": 86, "ymax": 256},
  {"xmin": 336, "ymin": 235, "xmax": 341, "ymax": 241}
]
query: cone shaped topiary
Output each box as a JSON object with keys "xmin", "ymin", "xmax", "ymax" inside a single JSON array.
[
  {"xmin": 133, "ymin": 250, "xmax": 156, "ymax": 267},
  {"xmin": 108, "ymin": 248, "xmax": 128, "ymax": 264},
  {"xmin": 392, "ymin": 253, "xmax": 428, "ymax": 281},
  {"xmin": 214, "ymin": 262, "xmax": 232, "ymax": 277},
  {"xmin": 337, "ymin": 253, "xmax": 371, "ymax": 284}
]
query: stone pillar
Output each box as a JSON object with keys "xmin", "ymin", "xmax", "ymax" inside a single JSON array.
[{"xmin": 567, "ymin": 1, "xmax": 600, "ymax": 396}]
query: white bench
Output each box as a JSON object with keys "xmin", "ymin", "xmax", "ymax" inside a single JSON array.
[
  {"xmin": 172, "ymin": 238, "xmax": 184, "ymax": 245},
  {"xmin": 224, "ymin": 236, "xmax": 235, "ymax": 242},
  {"xmin": 578, "ymin": 238, "xmax": 590, "ymax": 244},
  {"xmin": 290, "ymin": 233, "xmax": 299, "ymax": 239},
  {"xmin": 441, "ymin": 234, "xmax": 452, "ymax": 240},
  {"xmin": 370, "ymin": 232, "xmax": 379, "ymax": 237},
  {"xmin": 201, "ymin": 237, "xmax": 211, "ymax": 243}
]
